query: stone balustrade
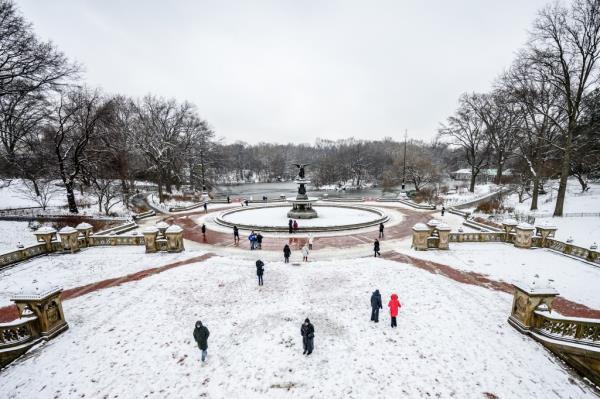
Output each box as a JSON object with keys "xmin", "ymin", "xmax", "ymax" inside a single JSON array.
[
  {"xmin": 508, "ymin": 284, "xmax": 600, "ymax": 386},
  {"xmin": 0, "ymin": 287, "xmax": 68, "ymax": 368},
  {"xmin": 59, "ymin": 226, "xmax": 80, "ymax": 253}
]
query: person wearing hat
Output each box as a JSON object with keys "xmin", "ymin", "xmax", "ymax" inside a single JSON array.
[
  {"xmin": 300, "ymin": 318, "xmax": 315, "ymax": 355},
  {"xmin": 193, "ymin": 320, "xmax": 210, "ymax": 362}
]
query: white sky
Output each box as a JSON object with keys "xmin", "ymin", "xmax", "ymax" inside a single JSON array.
[{"xmin": 18, "ymin": 0, "xmax": 550, "ymax": 144}]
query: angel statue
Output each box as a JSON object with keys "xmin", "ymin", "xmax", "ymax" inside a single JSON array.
[{"xmin": 292, "ymin": 163, "xmax": 310, "ymax": 179}]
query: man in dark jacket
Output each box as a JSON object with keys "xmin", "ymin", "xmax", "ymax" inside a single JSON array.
[
  {"xmin": 374, "ymin": 239, "xmax": 381, "ymax": 257},
  {"xmin": 256, "ymin": 259, "xmax": 264, "ymax": 286},
  {"xmin": 379, "ymin": 222, "xmax": 384, "ymax": 238},
  {"xmin": 256, "ymin": 232, "xmax": 263, "ymax": 249},
  {"xmin": 370, "ymin": 289, "xmax": 383, "ymax": 322},
  {"xmin": 233, "ymin": 225, "xmax": 239, "ymax": 244},
  {"xmin": 193, "ymin": 320, "xmax": 210, "ymax": 362},
  {"xmin": 201, "ymin": 224, "xmax": 206, "ymax": 236},
  {"xmin": 288, "ymin": 219, "xmax": 293, "ymax": 234},
  {"xmin": 283, "ymin": 244, "xmax": 291, "ymax": 263},
  {"xmin": 301, "ymin": 318, "xmax": 315, "ymax": 355}
]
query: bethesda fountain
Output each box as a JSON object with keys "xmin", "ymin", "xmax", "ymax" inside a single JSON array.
[{"xmin": 287, "ymin": 163, "xmax": 318, "ymax": 219}]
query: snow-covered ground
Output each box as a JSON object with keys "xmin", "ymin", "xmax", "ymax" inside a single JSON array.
[
  {"xmin": 0, "ymin": 221, "xmax": 38, "ymax": 253},
  {"xmin": 221, "ymin": 205, "xmax": 383, "ymax": 227},
  {"xmin": 407, "ymin": 242, "xmax": 600, "ymax": 309},
  {"xmin": 0, "ymin": 255, "xmax": 595, "ymax": 398},
  {"xmin": 0, "ymin": 246, "xmax": 205, "ymax": 307},
  {"xmin": 441, "ymin": 183, "xmax": 498, "ymax": 207}
]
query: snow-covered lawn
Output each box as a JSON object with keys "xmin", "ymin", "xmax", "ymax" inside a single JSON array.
[
  {"xmin": 534, "ymin": 216, "xmax": 600, "ymax": 248},
  {"xmin": 0, "ymin": 246, "xmax": 205, "ymax": 307},
  {"xmin": 0, "ymin": 256, "xmax": 596, "ymax": 398},
  {"xmin": 221, "ymin": 205, "xmax": 383, "ymax": 227},
  {"xmin": 406, "ymin": 243, "xmax": 600, "ymax": 309},
  {"xmin": 0, "ymin": 221, "xmax": 38, "ymax": 253}
]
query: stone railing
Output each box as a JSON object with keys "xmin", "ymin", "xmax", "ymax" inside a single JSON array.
[
  {"xmin": 132, "ymin": 209, "xmax": 155, "ymax": 221},
  {"xmin": 545, "ymin": 238, "xmax": 599, "ymax": 264},
  {"xmin": 0, "ymin": 288, "xmax": 68, "ymax": 368},
  {"xmin": 94, "ymin": 221, "xmax": 138, "ymax": 236},
  {"xmin": 168, "ymin": 202, "xmax": 205, "ymax": 212},
  {"xmin": 448, "ymin": 231, "xmax": 507, "ymax": 243},
  {"xmin": 396, "ymin": 198, "xmax": 436, "ymax": 210},
  {"xmin": 508, "ymin": 284, "xmax": 600, "ymax": 386},
  {"xmin": 0, "ymin": 221, "xmax": 184, "ymax": 270}
]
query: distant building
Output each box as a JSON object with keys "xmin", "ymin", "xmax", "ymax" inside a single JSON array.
[{"xmin": 450, "ymin": 168, "xmax": 512, "ymax": 182}]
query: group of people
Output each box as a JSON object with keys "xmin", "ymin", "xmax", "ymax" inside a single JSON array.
[
  {"xmin": 370, "ymin": 289, "xmax": 402, "ymax": 327},
  {"xmin": 248, "ymin": 231, "xmax": 263, "ymax": 250},
  {"xmin": 288, "ymin": 219, "xmax": 299, "ymax": 234},
  {"xmin": 193, "ymin": 287, "xmax": 402, "ymax": 362}
]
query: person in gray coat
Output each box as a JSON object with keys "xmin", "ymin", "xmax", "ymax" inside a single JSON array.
[{"xmin": 370, "ymin": 289, "xmax": 383, "ymax": 322}]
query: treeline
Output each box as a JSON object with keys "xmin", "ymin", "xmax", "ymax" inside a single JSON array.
[{"xmin": 439, "ymin": 0, "xmax": 600, "ymax": 215}]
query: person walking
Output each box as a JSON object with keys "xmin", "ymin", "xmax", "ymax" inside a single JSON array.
[
  {"xmin": 288, "ymin": 219, "xmax": 293, "ymax": 234},
  {"xmin": 201, "ymin": 223, "xmax": 206, "ymax": 237},
  {"xmin": 233, "ymin": 225, "xmax": 239, "ymax": 244},
  {"xmin": 302, "ymin": 243, "xmax": 309, "ymax": 262},
  {"xmin": 227, "ymin": 195, "xmax": 230, "ymax": 204},
  {"xmin": 244, "ymin": 199, "xmax": 249, "ymax": 207},
  {"xmin": 193, "ymin": 320, "xmax": 210, "ymax": 362},
  {"xmin": 374, "ymin": 239, "xmax": 381, "ymax": 257},
  {"xmin": 441, "ymin": 206, "xmax": 446, "ymax": 217},
  {"xmin": 370, "ymin": 289, "xmax": 382, "ymax": 322},
  {"xmin": 256, "ymin": 232, "xmax": 263, "ymax": 250},
  {"xmin": 249, "ymin": 231, "xmax": 257, "ymax": 250},
  {"xmin": 283, "ymin": 244, "xmax": 291, "ymax": 263},
  {"xmin": 203, "ymin": 202, "xmax": 208, "ymax": 213},
  {"xmin": 388, "ymin": 293, "xmax": 402, "ymax": 328},
  {"xmin": 256, "ymin": 259, "xmax": 264, "ymax": 286},
  {"xmin": 379, "ymin": 222, "xmax": 384, "ymax": 238},
  {"xmin": 300, "ymin": 318, "xmax": 315, "ymax": 355},
  {"xmin": 308, "ymin": 233, "xmax": 314, "ymax": 250},
  {"xmin": 293, "ymin": 220, "xmax": 299, "ymax": 233}
]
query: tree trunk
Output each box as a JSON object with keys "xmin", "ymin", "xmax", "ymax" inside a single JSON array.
[
  {"xmin": 157, "ymin": 181, "xmax": 164, "ymax": 203},
  {"xmin": 574, "ymin": 173, "xmax": 588, "ymax": 192},
  {"xmin": 31, "ymin": 179, "xmax": 41, "ymax": 197},
  {"xmin": 65, "ymin": 181, "xmax": 78, "ymax": 213},
  {"xmin": 469, "ymin": 166, "xmax": 476, "ymax": 193},
  {"xmin": 495, "ymin": 152, "xmax": 503, "ymax": 185},
  {"xmin": 531, "ymin": 176, "xmax": 539, "ymax": 211},
  {"xmin": 553, "ymin": 126, "xmax": 573, "ymax": 217}
]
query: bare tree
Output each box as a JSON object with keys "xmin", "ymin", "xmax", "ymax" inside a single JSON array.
[
  {"xmin": 439, "ymin": 94, "xmax": 490, "ymax": 192},
  {"xmin": 50, "ymin": 88, "xmax": 111, "ymax": 213},
  {"xmin": 528, "ymin": 0, "xmax": 600, "ymax": 215},
  {"xmin": 16, "ymin": 178, "xmax": 58, "ymax": 210}
]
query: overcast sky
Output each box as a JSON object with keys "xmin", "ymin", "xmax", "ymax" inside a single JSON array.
[{"xmin": 18, "ymin": 0, "xmax": 550, "ymax": 145}]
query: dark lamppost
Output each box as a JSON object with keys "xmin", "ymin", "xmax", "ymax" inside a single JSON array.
[{"xmin": 401, "ymin": 129, "xmax": 407, "ymax": 191}]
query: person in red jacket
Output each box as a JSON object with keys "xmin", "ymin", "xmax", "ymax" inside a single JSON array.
[{"xmin": 388, "ymin": 293, "xmax": 401, "ymax": 328}]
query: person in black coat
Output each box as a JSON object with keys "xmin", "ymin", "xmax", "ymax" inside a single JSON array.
[
  {"xmin": 301, "ymin": 318, "xmax": 315, "ymax": 355},
  {"xmin": 283, "ymin": 244, "xmax": 291, "ymax": 263},
  {"xmin": 201, "ymin": 223, "xmax": 206, "ymax": 236},
  {"xmin": 203, "ymin": 202, "xmax": 208, "ymax": 213},
  {"xmin": 256, "ymin": 259, "xmax": 264, "ymax": 286},
  {"xmin": 256, "ymin": 232, "xmax": 263, "ymax": 249},
  {"xmin": 193, "ymin": 320, "xmax": 210, "ymax": 362},
  {"xmin": 441, "ymin": 206, "xmax": 446, "ymax": 216},
  {"xmin": 227, "ymin": 195, "xmax": 230, "ymax": 204},
  {"xmin": 233, "ymin": 225, "xmax": 239, "ymax": 244},
  {"xmin": 370, "ymin": 289, "xmax": 383, "ymax": 322},
  {"xmin": 374, "ymin": 239, "xmax": 381, "ymax": 257},
  {"xmin": 379, "ymin": 222, "xmax": 384, "ymax": 238},
  {"xmin": 288, "ymin": 219, "xmax": 293, "ymax": 234}
]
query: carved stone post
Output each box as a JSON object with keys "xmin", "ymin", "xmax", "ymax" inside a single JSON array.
[
  {"xmin": 59, "ymin": 226, "xmax": 80, "ymax": 253},
  {"xmin": 33, "ymin": 226, "xmax": 57, "ymax": 253},
  {"xmin": 535, "ymin": 223, "xmax": 558, "ymax": 247},
  {"xmin": 75, "ymin": 222, "xmax": 94, "ymax": 247},
  {"xmin": 11, "ymin": 287, "xmax": 69, "ymax": 339},
  {"xmin": 426, "ymin": 219, "xmax": 440, "ymax": 236},
  {"xmin": 508, "ymin": 283, "xmax": 559, "ymax": 333},
  {"xmin": 165, "ymin": 224, "xmax": 185, "ymax": 252},
  {"xmin": 514, "ymin": 223, "xmax": 535, "ymax": 249},
  {"xmin": 412, "ymin": 223, "xmax": 430, "ymax": 251},
  {"xmin": 437, "ymin": 223, "xmax": 451, "ymax": 250},
  {"xmin": 142, "ymin": 226, "xmax": 159, "ymax": 253},
  {"xmin": 501, "ymin": 219, "xmax": 518, "ymax": 243},
  {"xmin": 156, "ymin": 221, "xmax": 170, "ymax": 238}
]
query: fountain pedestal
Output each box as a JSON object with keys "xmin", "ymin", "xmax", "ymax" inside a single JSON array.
[{"xmin": 287, "ymin": 179, "xmax": 318, "ymax": 219}]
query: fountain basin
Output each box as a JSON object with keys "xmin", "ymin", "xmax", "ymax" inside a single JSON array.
[{"xmin": 214, "ymin": 204, "xmax": 389, "ymax": 232}]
